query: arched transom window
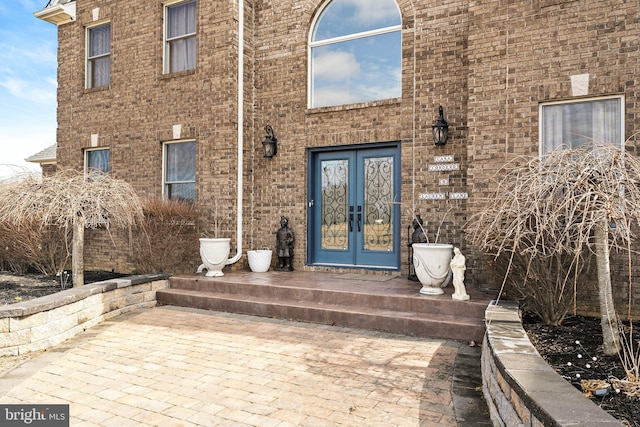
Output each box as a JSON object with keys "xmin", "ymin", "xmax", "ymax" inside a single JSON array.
[{"xmin": 309, "ymin": 0, "xmax": 402, "ymax": 108}]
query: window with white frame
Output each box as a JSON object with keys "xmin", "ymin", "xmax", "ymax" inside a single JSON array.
[
  {"xmin": 163, "ymin": 140, "xmax": 196, "ymax": 202},
  {"xmin": 164, "ymin": 0, "xmax": 196, "ymax": 74},
  {"xmin": 540, "ymin": 96, "xmax": 624, "ymax": 154},
  {"xmin": 86, "ymin": 22, "xmax": 111, "ymax": 88},
  {"xmin": 309, "ymin": 0, "xmax": 402, "ymax": 108},
  {"xmin": 85, "ymin": 148, "xmax": 110, "ymax": 174}
]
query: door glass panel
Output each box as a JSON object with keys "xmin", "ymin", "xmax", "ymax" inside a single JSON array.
[
  {"xmin": 321, "ymin": 159, "xmax": 349, "ymax": 250},
  {"xmin": 363, "ymin": 156, "xmax": 393, "ymax": 252}
]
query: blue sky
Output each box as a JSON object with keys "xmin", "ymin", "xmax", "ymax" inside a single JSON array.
[
  {"xmin": 310, "ymin": 0, "xmax": 401, "ymax": 108},
  {"xmin": 0, "ymin": 0, "xmax": 57, "ymax": 178}
]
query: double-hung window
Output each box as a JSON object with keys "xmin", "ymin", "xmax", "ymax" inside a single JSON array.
[
  {"xmin": 164, "ymin": 0, "xmax": 196, "ymax": 74},
  {"xmin": 309, "ymin": 0, "xmax": 402, "ymax": 108},
  {"xmin": 540, "ymin": 96, "xmax": 624, "ymax": 154},
  {"xmin": 86, "ymin": 23, "xmax": 111, "ymax": 88},
  {"xmin": 85, "ymin": 148, "xmax": 110, "ymax": 174},
  {"xmin": 163, "ymin": 141, "xmax": 196, "ymax": 202}
]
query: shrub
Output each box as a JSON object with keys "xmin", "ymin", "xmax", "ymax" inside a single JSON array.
[
  {"xmin": 131, "ymin": 198, "xmax": 199, "ymax": 274},
  {"xmin": 0, "ymin": 220, "xmax": 70, "ymax": 275},
  {"xmin": 489, "ymin": 250, "xmax": 594, "ymax": 326}
]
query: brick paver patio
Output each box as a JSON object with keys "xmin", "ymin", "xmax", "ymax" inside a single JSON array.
[{"xmin": 0, "ymin": 306, "xmax": 460, "ymax": 426}]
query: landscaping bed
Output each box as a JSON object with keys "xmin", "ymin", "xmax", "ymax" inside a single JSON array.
[
  {"xmin": 0, "ymin": 270, "xmax": 129, "ymax": 306},
  {"xmin": 524, "ymin": 315, "xmax": 640, "ymax": 427}
]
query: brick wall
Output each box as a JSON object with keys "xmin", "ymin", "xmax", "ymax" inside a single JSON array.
[
  {"xmin": 41, "ymin": 164, "xmax": 57, "ymax": 176},
  {"xmin": 52, "ymin": 0, "xmax": 640, "ymax": 316},
  {"xmin": 56, "ymin": 0, "xmax": 249, "ymax": 269},
  {"xmin": 466, "ymin": 0, "xmax": 640, "ymax": 315},
  {"xmin": 252, "ymin": 0, "xmax": 470, "ymax": 274}
]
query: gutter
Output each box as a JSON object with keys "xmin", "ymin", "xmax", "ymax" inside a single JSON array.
[{"xmin": 227, "ymin": 0, "xmax": 244, "ymax": 265}]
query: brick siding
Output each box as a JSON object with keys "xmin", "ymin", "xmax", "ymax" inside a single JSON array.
[{"xmin": 52, "ymin": 0, "xmax": 640, "ymax": 316}]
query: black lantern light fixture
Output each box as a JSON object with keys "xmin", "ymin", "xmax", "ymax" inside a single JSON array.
[
  {"xmin": 262, "ymin": 125, "xmax": 278, "ymax": 158},
  {"xmin": 432, "ymin": 106, "xmax": 449, "ymax": 146}
]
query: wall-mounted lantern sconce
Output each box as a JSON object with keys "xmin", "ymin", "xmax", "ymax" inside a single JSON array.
[
  {"xmin": 432, "ymin": 106, "xmax": 449, "ymax": 146},
  {"xmin": 262, "ymin": 125, "xmax": 278, "ymax": 158}
]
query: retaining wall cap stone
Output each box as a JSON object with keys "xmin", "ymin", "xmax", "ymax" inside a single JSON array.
[
  {"xmin": 129, "ymin": 274, "xmax": 170, "ymax": 285},
  {"xmin": 0, "ymin": 287, "xmax": 92, "ymax": 318},
  {"xmin": 485, "ymin": 302, "xmax": 522, "ymax": 323},
  {"xmin": 83, "ymin": 283, "xmax": 118, "ymax": 293},
  {"xmin": 484, "ymin": 300, "xmax": 623, "ymax": 426},
  {"xmin": 0, "ymin": 274, "xmax": 169, "ymax": 319}
]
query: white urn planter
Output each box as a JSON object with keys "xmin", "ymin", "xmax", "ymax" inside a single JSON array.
[
  {"xmin": 247, "ymin": 249, "xmax": 272, "ymax": 273},
  {"xmin": 412, "ymin": 243, "xmax": 453, "ymax": 295},
  {"xmin": 197, "ymin": 238, "xmax": 231, "ymax": 277}
]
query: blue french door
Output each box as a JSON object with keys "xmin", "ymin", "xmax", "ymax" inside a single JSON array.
[{"xmin": 308, "ymin": 145, "xmax": 400, "ymax": 269}]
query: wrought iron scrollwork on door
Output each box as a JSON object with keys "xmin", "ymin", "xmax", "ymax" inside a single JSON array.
[
  {"xmin": 363, "ymin": 156, "xmax": 393, "ymax": 251},
  {"xmin": 321, "ymin": 161, "xmax": 348, "ymax": 250}
]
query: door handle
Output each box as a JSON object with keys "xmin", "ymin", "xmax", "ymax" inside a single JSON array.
[
  {"xmin": 349, "ymin": 206, "xmax": 354, "ymax": 232},
  {"xmin": 357, "ymin": 206, "xmax": 362, "ymax": 232}
]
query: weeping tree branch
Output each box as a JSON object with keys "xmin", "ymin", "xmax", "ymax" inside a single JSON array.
[
  {"xmin": 468, "ymin": 143, "xmax": 640, "ymax": 354},
  {"xmin": 0, "ymin": 169, "xmax": 143, "ymax": 286}
]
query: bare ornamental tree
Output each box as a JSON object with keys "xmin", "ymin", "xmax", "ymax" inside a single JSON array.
[
  {"xmin": 469, "ymin": 143, "xmax": 640, "ymax": 355},
  {"xmin": 0, "ymin": 170, "xmax": 143, "ymax": 287}
]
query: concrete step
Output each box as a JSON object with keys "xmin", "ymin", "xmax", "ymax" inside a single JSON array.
[{"xmin": 157, "ymin": 272, "xmax": 492, "ymax": 343}]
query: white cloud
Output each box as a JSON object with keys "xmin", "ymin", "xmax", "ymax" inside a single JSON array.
[
  {"xmin": 0, "ymin": 77, "xmax": 56, "ymax": 104},
  {"xmin": 314, "ymin": 86, "xmax": 359, "ymax": 108},
  {"xmin": 355, "ymin": 75, "xmax": 401, "ymax": 101},
  {"xmin": 0, "ymin": 125, "xmax": 54, "ymax": 179},
  {"xmin": 0, "ymin": 21, "xmax": 57, "ymax": 106},
  {"xmin": 313, "ymin": 61, "xmax": 401, "ymax": 108},
  {"xmin": 0, "ymin": 41, "xmax": 57, "ymax": 68},
  {"xmin": 0, "ymin": 1, "xmax": 57, "ymax": 179},
  {"xmin": 345, "ymin": 0, "xmax": 400, "ymax": 26},
  {"xmin": 353, "ymin": 65, "xmax": 401, "ymax": 101},
  {"xmin": 314, "ymin": 50, "xmax": 360, "ymax": 82}
]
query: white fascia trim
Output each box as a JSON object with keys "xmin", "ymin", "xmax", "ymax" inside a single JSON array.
[{"xmin": 34, "ymin": 1, "xmax": 76, "ymax": 26}]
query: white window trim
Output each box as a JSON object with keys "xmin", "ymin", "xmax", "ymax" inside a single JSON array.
[
  {"xmin": 162, "ymin": 139, "xmax": 196, "ymax": 201},
  {"xmin": 163, "ymin": 0, "xmax": 196, "ymax": 75},
  {"xmin": 307, "ymin": 0, "xmax": 402, "ymax": 109},
  {"xmin": 310, "ymin": 25, "xmax": 401, "ymax": 49},
  {"xmin": 84, "ymin": 147, "xmax": 110, "ymax": 174},
  {"xmin": 85, "ymin": 20, "xmax": 111, "ymax": 89},
  {"xmin": 538, "ymin": 95, "xmax": 625, "ymax": 155}
]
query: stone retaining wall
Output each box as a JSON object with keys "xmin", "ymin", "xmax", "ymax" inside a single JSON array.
[
  {"xmin": 482, "ymin": 301, "xmax": 622, "ymax": 427},
  {"xmin": 0, "ymin": 274, "xmax": 169, "ymax": 356}
]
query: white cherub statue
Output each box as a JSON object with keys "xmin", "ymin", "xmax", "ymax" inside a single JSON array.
[{"xmin": 450, "ymin": 247, "xmax": 470, "ymax": 301}]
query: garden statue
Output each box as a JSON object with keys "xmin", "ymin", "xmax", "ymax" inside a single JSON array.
[
  {"xmin": 408, "ymin": 215, "xmax": 428, "ymax": 282},
  {"xmin": 411, "ymin": 215, "xmax": 427, "ymax": 244},
  {"xmin": 450, "ymin": 247, "xmax": 470, "ymax": 301},
  {"xmin": 275, "ymin": 216, "xmax": 295, "ymax": 271}
]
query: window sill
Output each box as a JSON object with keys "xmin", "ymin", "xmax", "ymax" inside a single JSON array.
[
  {"xmin": 83, "ymin": 85, "xmax": 110, "ymax": 94},
  {"xmin": 159, "ymin": 68, "xmax": 196, "ymax": 80},
  {"xmin": 306, "ymin": 97, "xmax": 401, "ymax": 115}
]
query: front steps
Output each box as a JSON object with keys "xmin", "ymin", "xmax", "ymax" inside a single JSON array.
[{"xmin": 156, "ymin": 271, "xmax": 493, "ymax": 343}]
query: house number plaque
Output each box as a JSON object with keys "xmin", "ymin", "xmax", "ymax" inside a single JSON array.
[
  {"xmin": 419, "ymin": 193, "xmax": 446, "ymax": 200},
  {"xmin": 428, "ymin": 163, "xmax": 460, "ymax": 172}
]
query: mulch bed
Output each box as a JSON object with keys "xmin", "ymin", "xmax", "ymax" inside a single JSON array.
[
  {"xmin": 523, "ymin": 314, "xmax": 640, "ymax": 427},
  {"xmin": 0, "ymin": 271, "xmax": 129, "ymax": 306}
]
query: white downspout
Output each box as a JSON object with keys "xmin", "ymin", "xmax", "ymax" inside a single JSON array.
[{"xmin": 227, "ymin": 0, "xmax": 244, "ymax": 265}]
